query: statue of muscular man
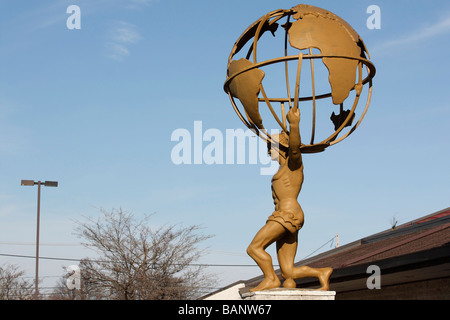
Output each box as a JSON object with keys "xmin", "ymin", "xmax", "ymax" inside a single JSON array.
[{"xmin": 247, "ymin": 107, "xmax": 333, "ymax": 292}]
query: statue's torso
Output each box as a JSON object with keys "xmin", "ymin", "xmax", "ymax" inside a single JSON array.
[{"xmin": 271, "ymin": 160, "xmax": 304, "ymax": 212}]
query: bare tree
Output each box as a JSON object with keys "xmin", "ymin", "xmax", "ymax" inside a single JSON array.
[
  {"xmin": 0, "ymin": 264, "xmax": 34, "ymax": 300},
  {"xmin": 55, "ymin": 208, "xmax": 213, "ymax": 300}
]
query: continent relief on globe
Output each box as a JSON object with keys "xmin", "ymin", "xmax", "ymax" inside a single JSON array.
[
  {"xmin": 228, "ymin": 58, "xmax": 265, "ymax": 129},
  {"xmin": 289, "ymin": 4, "xmax": 365, "ymax": 105}
]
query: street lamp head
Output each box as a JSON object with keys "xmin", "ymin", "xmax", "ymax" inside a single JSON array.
[
  {"xmin": 21, "ymin": 180, "xmax": 58, "ymax": 187},
  {"xmin": 44, "ymin": 181, "xmax": 58, "ymax": 187}
]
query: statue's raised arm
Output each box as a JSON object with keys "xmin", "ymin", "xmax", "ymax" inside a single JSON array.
[{"xmin": 286, "ymin": 108, "xmax": 302, "ymax": 171}]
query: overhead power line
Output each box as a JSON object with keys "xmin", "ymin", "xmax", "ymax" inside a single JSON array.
[
  {"xmin": 0, "ymin": 242, "xmax": 81, "ymax": 247},
  {"xmin": 0, "ymin": 253, "xmax": 263, "ymax": 267},
  {"xmin": 300, "ymin": 237, "xmax": 335, "ymax": 260},
  {"xmin": 0, "ymin": 253, "xmax": 82, "ymax": 262},
  {"xmin": 0, "ymin": 236, "xmax": 337, "ymax": 267}
]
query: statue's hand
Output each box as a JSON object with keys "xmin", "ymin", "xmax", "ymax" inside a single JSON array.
[{"xmin": 287, "ymin": 108, "xmax": 300, "ymax": 125}]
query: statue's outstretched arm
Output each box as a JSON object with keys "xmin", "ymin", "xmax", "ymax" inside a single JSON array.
[{"xmin": 287, "ymin": 108, "xmax": 302, "ymax": 170}]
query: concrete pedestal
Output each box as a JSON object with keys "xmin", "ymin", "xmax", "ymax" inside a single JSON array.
[{"xmin": 240, "ymin": 287, "xmax": 336, "ymax": 300}]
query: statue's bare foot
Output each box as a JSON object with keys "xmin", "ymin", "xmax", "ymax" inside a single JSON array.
[
  {"xmin": 317, "ymin": 267, "xmax": 333, "ymax": 291},
  {"xmin": 249, "ymin": 277, "xmax": 281, "ymax": 292}
]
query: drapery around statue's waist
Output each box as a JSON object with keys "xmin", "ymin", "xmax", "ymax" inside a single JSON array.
[{"xmin": 267, "ymin": 208, "xmax": 304, "ymax": 234}]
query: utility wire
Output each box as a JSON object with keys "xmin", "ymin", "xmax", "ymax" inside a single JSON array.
[
  {"xmin": 1, "ymin": 236, "xmax": 337, "ymax": 267},
  {"xmin": 0, "ymin": 253, "xmax": 82, "ymax": 262},
  {"xmin": 0, "ymin": 253, "xmax": 262, "ymax": 267},
  {"xmin": 0, "ymin": 242, "xmax": 80, "ymax": 246},
  {"xmin": 300, "ymin": 237, "xmax": 335, "ymax": 260}
]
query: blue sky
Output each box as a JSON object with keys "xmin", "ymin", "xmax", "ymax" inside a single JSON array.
[{"xmin": 0, "ymin": 0, "xmax": 449, "ymax": 294}]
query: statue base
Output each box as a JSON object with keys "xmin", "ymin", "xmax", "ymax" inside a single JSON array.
[{"xmin": 239, "ymin": 287, "xmax": 336, "ymax": 300}]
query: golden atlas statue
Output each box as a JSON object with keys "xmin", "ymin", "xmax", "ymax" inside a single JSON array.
[{"xmin": 224, "ymin": 4, "xmax": 376, "ymax": 292}]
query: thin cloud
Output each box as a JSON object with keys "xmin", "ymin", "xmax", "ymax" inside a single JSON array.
[
  {"xmin": 0, "ymin": 99, "xmax": 33, "ymax": 156},
  {"xmin": 105, "ymin": 21, "xmax": 141, "ymax": 61},
  {"xmin": 0, "ymin": 204, "xmax": 22, "ymax": 218},
  {"xmin": 374, "ymin": 15, "xmax": 450, "ymax": 54},
  {"xmin": 0, "ymin": 194, "xmax": 27, "ymax": 218},
  {"xmin": 112, "ymin": 21, "xmax": 142, "ymax": 44},
  {"xmin": 126, "ymin": 0, "xmax": 159, "ymax": 9},
  {"xmin": 105, "ymin": 43, "xmax": 130, "ymax": 61}
]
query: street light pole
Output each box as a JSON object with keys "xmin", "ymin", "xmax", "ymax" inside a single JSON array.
[
  {"xmin": 35, "ymin": 181, "xmax": 41, "ymax": 300},
  {"xmin": 21, "ymin": 180, "xmax": 58, "ymax": 300}
]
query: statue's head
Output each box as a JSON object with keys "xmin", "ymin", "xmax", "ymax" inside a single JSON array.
[{"xmin": 268, "ymin": 132, "xmax": 289, "ymax": 161}]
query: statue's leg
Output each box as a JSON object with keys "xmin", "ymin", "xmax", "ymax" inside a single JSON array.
[
  {"xmin": 276, "ymin": 231, "xmax": 298, "ymax": 288},
  {"xmin": 291, "ymin": 266, "xmax": 333, "ymax": 290},
  {"xmin": 247, "ymin": 221, "xmax": 286, "ymax": 291},
  {"xmin": 277, "ymin": 232, "xmax": 333, "ymax": 290}
]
